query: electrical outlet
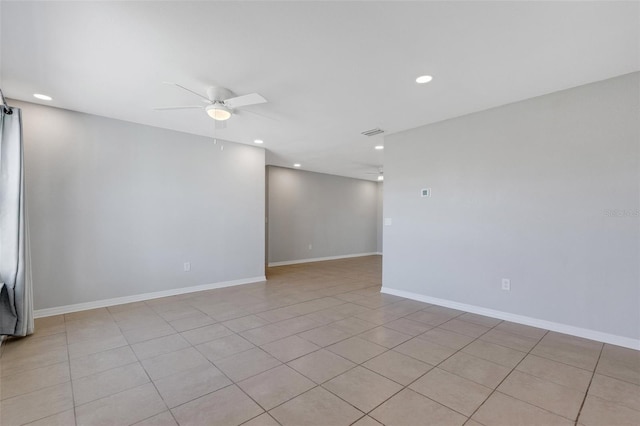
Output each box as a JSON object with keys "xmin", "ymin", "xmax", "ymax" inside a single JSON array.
[
  {"xmin": 501, "ymin": 278, "xmax": 510, "ymax": 291},
  {"xmin": 184, "ymin": 262, "xmax": 191, "ymax": 272}
]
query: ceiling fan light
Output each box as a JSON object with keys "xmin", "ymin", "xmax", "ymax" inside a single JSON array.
[{"xmin": 206, "ymin": 104, "xmax": 232, "ymax": 121}]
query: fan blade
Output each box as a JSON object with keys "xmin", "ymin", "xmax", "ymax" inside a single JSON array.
[
  {"xmin": 163, "ymin": 82, "xmax": 211, "ymax": 102},
  {"xmin": 153, "ymin": 106, "xmax": 203, "ymax": 110},
  {"xmin": 224, "ymin": 93, "xmax": 267, "ymax": 109}
]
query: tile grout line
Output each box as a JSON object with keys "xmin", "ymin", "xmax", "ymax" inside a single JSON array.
[
  {"xmin": 573, "ymin": 342, "xmax": 605, "ymax": 426},
  {"xmin": 6, "ymin": 318, "xmax": 77, "ymax": 425},
  {"xmin": 234, "ymin": 343, "xmax": 366, "ymax": 416},
  {"xmin": 128, "ymin": 321, "xmax": 271, "ymax": 425},
  {"xmin": 232, "ymin": 322, "xmax": 399, "ymax": 421},
  {"xmin": 283, "ymin": 310, "xmax": 491, "ymax": 424},
  {"xmin": 467, "ymin": 328, "xmax": 605, "ymax": 424},
  {"xmin": 463, "ymin": 329, "xmax": 550, "ymax": 425},
  {"xmin": 311, "ymin": 308, "xmax": 479, "ymax": 423},
  {"xmin": 130, "ymin": 327, "xmax": 275, "ymax": 425},
  {"xmin": 372, "ymin": 313, "xmax": 569, "ymax": 423},
  {"xmin": 505, "ymin": 334, "xmax": 604, "ymax": 375},
  {"xmin": 65, "ymin": 316, "xmax": 80, "ymax": 426},
  {"xmin": 181, "ymin": 330, "xmax": 295, "ymax": 425},
  {"xmin": 358, "ymin": 312, "xmax": 505, "ymax": 422},
  {"xmin": 128, "ymin": 338, "xmax": 178, "ymax": 426},
  {"xmin": 239, "ymin": 411, "xmax": 283, "ymax": 426}
]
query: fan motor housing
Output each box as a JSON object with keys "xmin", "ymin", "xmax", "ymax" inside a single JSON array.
[{"xmin": 207, "ymin": 86, "xmax": 234, "ymax": 102}]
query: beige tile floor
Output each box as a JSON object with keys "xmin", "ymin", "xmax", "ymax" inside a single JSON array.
[{"xmin": 1, "ymin": 255, "xmax": 639, "ymax": 425}]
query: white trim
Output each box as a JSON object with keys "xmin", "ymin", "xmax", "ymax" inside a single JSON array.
[
  {"xmin": 34, "ymin": 276, "xmax": 266, "ymax": 319},
  {"xmin": 381, "ymin": 287, "xmax": 640, "ymax": 350},
  {"xmin": 268, "ymin": 253, "xmax": 380, "ymax": 267}
]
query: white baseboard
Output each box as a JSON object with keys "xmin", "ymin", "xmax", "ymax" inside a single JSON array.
[
  {"xmin": 381, "ymin": 287, "xmax": 640, "ymax": 350},
  {"xmin": 268, "ymin": 252, "xmax": 380, "ymax": 267},
  {"xmin": 34, "ymin": 276, "xmax": 266, "ymax": 319}
]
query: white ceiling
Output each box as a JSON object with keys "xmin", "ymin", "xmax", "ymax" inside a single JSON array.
[{"xmin": 2, "ymin": 1, "xmax": 638, "ymax": 181}]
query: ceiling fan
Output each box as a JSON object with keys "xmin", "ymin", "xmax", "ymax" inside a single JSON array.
[{"xmin": 154, "ymin": 83, "xmax": 267, "ymax": 122}]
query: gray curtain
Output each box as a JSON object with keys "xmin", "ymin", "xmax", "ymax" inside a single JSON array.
[{"xmin": 0, "ymin": 106, "xmax": 34, "ymax": 336}]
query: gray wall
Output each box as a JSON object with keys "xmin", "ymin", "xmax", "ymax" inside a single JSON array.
[
  {"xmin": 377, "ymin": 182, "xmax": 383, "ymax": 253},
  {"xmin": 14, "ymin": 100, "xmax": 265, "ymax": 310},
  {"xmin": 267, "ymin": 166, "xmax": 378, "ymax": 264},
  {"xmin": 383, "ymin": 72, "xmax": 639, "ymax": 340}
]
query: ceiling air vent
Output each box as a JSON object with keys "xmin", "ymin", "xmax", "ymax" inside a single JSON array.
[{"xmin": 361, "ymin": 128, "xmax": 385, "ymax": 137}]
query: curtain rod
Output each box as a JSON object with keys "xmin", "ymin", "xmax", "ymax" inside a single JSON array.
[{"xmin": 0, "ymin": 88, "xmax": 13, "ymax": 114}]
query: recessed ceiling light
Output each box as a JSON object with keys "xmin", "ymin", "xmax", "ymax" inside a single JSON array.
[
  {"xmin": 377, "ymin": 175, "xmax": 384, "ymax": 181},
  {"xmin": 293, "ymin": 163, "xmax": 301, "ymax": 168},
  {"xmin": 374, "ymin": 145, "xmax": 384, "ymax": 150},
  {"xmin": 33, "ymin": 93, "xmax": 52, "ymax": 101},
  {"xmin": 254, "ymin": 139, "xmax": 264, "ymax": 144},
  {"xmin": 415, "ymin": 75, "xmax": 433, "ymax": 84}
]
